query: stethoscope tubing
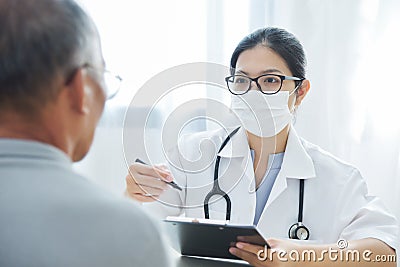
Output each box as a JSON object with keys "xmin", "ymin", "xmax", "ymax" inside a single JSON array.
[
  {"xmin": 204, "ymin": 126, "xmax": 240, "ymax": 221},
  {"xmin": 202, "ymin": 126, "xmax": 308, "ymax": 239}
]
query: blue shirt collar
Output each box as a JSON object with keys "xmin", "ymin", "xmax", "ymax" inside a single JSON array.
[{"xmin": 250, "ymin": 149, "xmax": 285, "ymax": 170}]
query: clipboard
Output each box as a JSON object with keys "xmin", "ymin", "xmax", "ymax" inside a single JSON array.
[{"xmin": 163, "ymin": 216, "xmax": 268, "ymax": 260}]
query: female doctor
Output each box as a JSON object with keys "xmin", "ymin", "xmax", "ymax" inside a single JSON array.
[{"xmin": 125, "ymin": 27, "xmax": 398, "ymax": 266}]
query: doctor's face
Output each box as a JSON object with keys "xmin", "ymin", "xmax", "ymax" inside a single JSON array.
[{"xmin": 234, "ymin": 45, "xmax": 306, "ymax": 110}]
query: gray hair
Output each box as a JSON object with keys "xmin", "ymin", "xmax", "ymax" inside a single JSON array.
[{"xmin": 0, "ymin": 0, "xmax": 98, "ymax": 115}]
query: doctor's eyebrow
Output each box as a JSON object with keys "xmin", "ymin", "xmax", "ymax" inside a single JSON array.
[{"xmin": 234, "ymin": 68, "xmax": 284, "ymax": 76}]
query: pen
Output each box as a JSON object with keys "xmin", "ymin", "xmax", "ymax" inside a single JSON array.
[{"xmin": 135, "ymin": 158, "xmax": 182, "ymax": 191}]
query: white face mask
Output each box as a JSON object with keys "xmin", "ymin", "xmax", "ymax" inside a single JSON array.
[{"xmin": 230, "ymin": 91, "xmax": 292, "ymax": 137}]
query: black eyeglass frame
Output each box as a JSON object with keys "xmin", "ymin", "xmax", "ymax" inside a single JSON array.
[{"xmin": 225, "ymin": 73, "xmax": 305, "ymax": 95}]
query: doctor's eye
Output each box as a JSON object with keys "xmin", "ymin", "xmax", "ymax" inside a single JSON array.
[
  {"xmin": 233, "ymin": 77, "xmax": 249, "ymax": 84},
  {"xmin": 226, "ymin": 75, "xmax": 251, "ymax": 94},
  {"xmin": 261, "ymin": 75, "xmax": 281, "ymax": 84}
]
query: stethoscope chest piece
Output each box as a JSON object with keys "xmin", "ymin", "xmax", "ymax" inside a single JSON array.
[{"xmin": 288, "ymin": 222, "xmax": 309, "ymax": 240}]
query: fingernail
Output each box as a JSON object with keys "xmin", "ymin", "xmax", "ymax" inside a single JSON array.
[
  {"xmin": 236, "ymin": 242, "xmax": 244, "ymax": 249},
  {"xmin": 159, "ymin": 169, "xmax": 170, "ymax": 175},
  {"xmin": 229, "ymin": 247, "xmax": 236, "ymax": 254}
]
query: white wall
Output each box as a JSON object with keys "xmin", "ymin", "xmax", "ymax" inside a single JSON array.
[{"xmin": 74, "ymin": 0, "xmax": 400, "ymax": 231}]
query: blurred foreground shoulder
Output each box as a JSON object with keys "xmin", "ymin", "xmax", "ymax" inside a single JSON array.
[{"xmin": 95, "ymin": 195, "xmax": 173, "ymax": 267}]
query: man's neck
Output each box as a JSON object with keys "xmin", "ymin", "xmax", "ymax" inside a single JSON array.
[{"xmin": 0, "ymin": 112, "xmax": 70, "ymax": 157}]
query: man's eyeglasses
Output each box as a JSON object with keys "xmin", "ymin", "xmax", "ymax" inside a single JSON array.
[
  {"xmin": 225, "ymin": 74, "xmax": 304, "ymax": 95},
  {"xmin": 83, "ymin": 64, "xmax": 122, "ymax": 100}
]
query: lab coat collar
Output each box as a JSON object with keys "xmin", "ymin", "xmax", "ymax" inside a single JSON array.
[
  {"xmin": 216, "ymin": 125, "xmax": 316, "ymax": 178},
  {"xmin": 217, "ymin": 127, "xmax": 249, "ymax": 158},
  {"xmin": 282, "ymin": 126, "xmax": 316, "ymax": 179},
  {"xmin": 260, "ymin": 126, "xmax": 316, "ymax": 220}
]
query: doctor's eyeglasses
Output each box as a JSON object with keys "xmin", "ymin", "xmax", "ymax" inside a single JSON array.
[{"xmin": 225, "ymin": 74, "xmax": 304, "ymax": 95}]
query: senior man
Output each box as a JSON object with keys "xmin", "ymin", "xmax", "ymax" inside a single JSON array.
[{"xmin": 0, "ymin": 0, "xmax": 170, "ymax": 266}]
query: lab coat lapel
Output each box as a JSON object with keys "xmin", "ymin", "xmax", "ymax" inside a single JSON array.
[
  {"xmin": 283, "ymin": 127, "xmax": 316, "ymax": 179},
  {"xmin": 217, "ymin": 127, "xmax": 249, "ymax": 158},
  {"xmin": 233, "ymin": 152, "xmax": 256, "ymax": 224},
  {"xmin": 262, "ymin": 126, "xmax": 316, "ymax": 215},
  {"xmin": 216, "ymin": 127, "xmax": 256, "ymax": 224}
]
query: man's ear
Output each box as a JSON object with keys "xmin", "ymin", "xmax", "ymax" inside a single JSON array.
[
  {"xmin": 295, "ymin": 79, "xmax": 310, "ymax": 107},
  {"xmin": 66, "ymin": 68, "xmax": 89, "ymax": 114}
]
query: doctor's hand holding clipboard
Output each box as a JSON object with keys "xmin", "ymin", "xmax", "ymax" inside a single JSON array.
[{"xmin": 125, "ymin": 27, "xmax": 398, "ymax": 266}]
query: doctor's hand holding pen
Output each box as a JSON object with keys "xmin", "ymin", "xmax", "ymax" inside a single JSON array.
[
  {"xmin": 125, "ymin": 159, "xmax": 180, "ymax": 202},
  {"xmin": 124, "ymin": 160, "xmax": 172, "ymax": 202}
]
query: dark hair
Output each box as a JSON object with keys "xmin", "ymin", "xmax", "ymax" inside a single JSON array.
[
  {"xmin": 230, "ymin": 27, "xmax": 307, "ymax": 79},
  {"xmin": 0, "ymin": 0, "xmax": 97, "ymax": 115}
]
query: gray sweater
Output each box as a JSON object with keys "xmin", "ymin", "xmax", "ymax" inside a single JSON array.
[{"xmin": 0, "ymin": 139, "xmax": 171, "ymax": 267}]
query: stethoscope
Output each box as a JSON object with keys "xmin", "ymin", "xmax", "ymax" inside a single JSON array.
[
  {"xmin": 203, "ymin": 126, "xmax": 240, "ymax": 221},
  {"xmin": 203, "ymin": 126, "xmax": 310, "ymax": 240}
]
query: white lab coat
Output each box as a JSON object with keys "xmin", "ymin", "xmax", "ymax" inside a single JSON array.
[{"xmin": 146, "ymin": 126, "xmax": 399, "ymax": 250}]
